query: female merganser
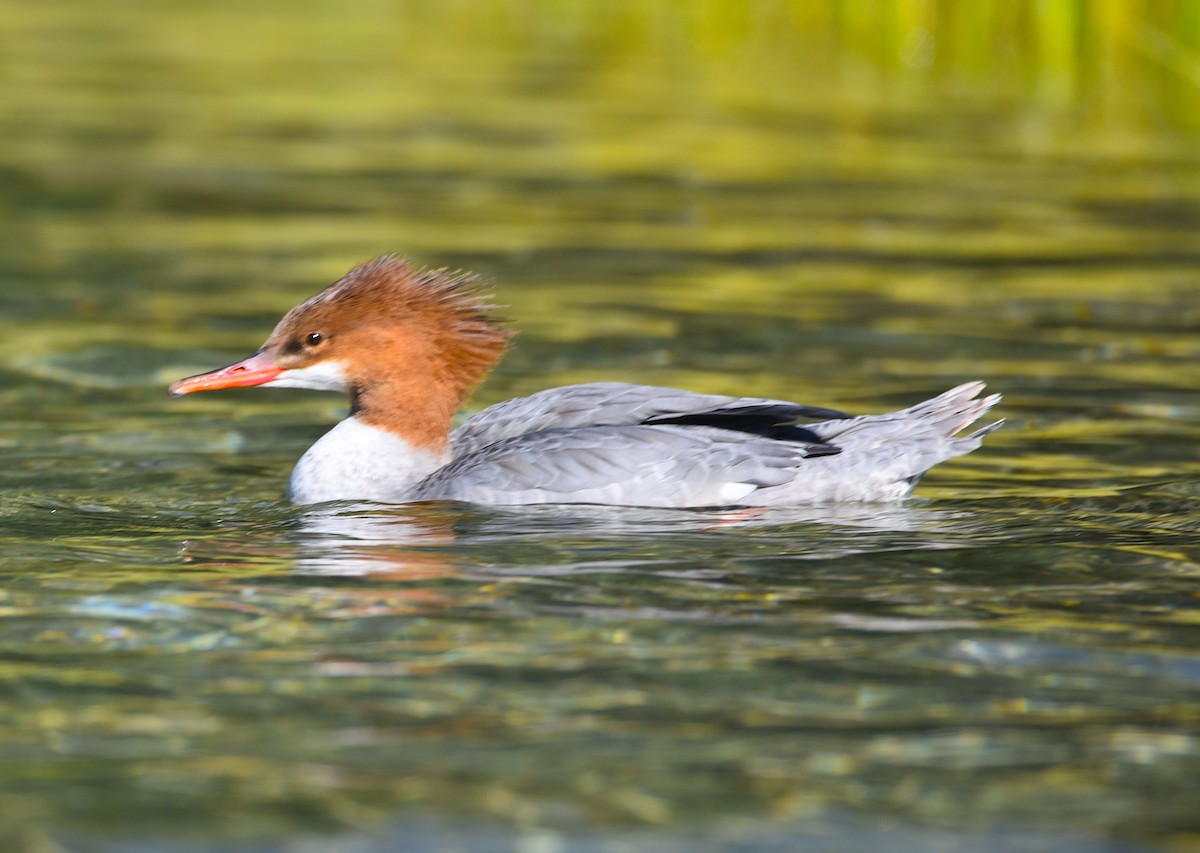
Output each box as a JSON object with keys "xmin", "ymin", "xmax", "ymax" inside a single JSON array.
[{"xmin": 170, "ymin": 256, "xmax": 1001, "ymax": 507}]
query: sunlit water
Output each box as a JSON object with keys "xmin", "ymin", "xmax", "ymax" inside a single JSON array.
[{"xmin": 2, "ymin": 3, "xmax": 1200, "ymax": 852}]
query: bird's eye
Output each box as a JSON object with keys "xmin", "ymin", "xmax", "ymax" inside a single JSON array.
[{"xmin": 305, "ymin": 332, "xmax": 324, "ymax": 347}]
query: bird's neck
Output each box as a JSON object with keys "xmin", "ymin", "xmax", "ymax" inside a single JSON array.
[{"xmin": 349, "ymin": 372, "xmax": 467, "ymax": 454}]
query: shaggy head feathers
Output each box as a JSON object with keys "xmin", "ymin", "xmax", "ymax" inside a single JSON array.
[
  {"xmin": 267, "ymin": 255, "xmax": 511, "ymax": 386},
  {"xmin": 262, "ymin": 256, "xmax": 512, "ymax": 445}
]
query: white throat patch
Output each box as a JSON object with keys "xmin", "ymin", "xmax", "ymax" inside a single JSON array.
[{"xmin": 265, "ymin": 360, "xmax": 350, "ymax": 393}]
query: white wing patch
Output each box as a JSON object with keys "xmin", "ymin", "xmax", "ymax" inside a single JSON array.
[{"xmin": 718, "ymin": 481, "xmax": 758, "ymax": 503}]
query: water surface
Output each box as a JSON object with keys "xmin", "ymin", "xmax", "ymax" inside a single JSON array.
[{"xmin": 2, "ymin": 3, "xmax": 1200, "ymax": 851}]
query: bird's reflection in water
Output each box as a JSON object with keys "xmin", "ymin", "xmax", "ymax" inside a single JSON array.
[
  {"xmin": 290, "ymin": 502, "xmax": 462, "ymax": 578},
  {"xmin": 288, "ymin": 499, "xmax": 996, "ymax": 577}
]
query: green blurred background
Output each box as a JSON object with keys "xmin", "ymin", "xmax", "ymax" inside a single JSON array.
[{"xmin": 6, "ymin": 0, "xmax": 1199, "ymax": 272}]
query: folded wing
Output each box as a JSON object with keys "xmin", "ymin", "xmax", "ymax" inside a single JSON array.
[
  {"xmin": 451, "ymin": 381, "xmax": 849, "ymax": 459},
  {"xmin": 417, "ymin": 423, "xmax": 838, "ymax": 507}
]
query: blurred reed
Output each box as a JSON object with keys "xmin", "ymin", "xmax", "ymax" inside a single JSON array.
[
  {"xmin": 5, "ymin": 0, "xmax": 1199, "ymax": 137},
  {"xmin": 401, "ymin": 0, "xmax": 1200, "ymax": 133}
]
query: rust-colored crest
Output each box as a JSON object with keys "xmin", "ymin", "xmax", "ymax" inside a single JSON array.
[{"xmin": 265, "ymin": 256, "xmax": 511, "ymax": 447}]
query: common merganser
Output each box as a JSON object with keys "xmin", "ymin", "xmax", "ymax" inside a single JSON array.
[{"xmin": 170, "ymin": 256, "xmax": 1002, "ymax": 507}]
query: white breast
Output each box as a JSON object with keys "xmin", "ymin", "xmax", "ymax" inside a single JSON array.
[{"xmin": 286, "ymin": 417, "xmax": 449, "ymax": 505}]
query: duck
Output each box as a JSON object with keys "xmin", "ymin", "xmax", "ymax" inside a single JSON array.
[{"xmin": 170, "ymin": 255, "xmax": 1002, "ymax": 506}]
